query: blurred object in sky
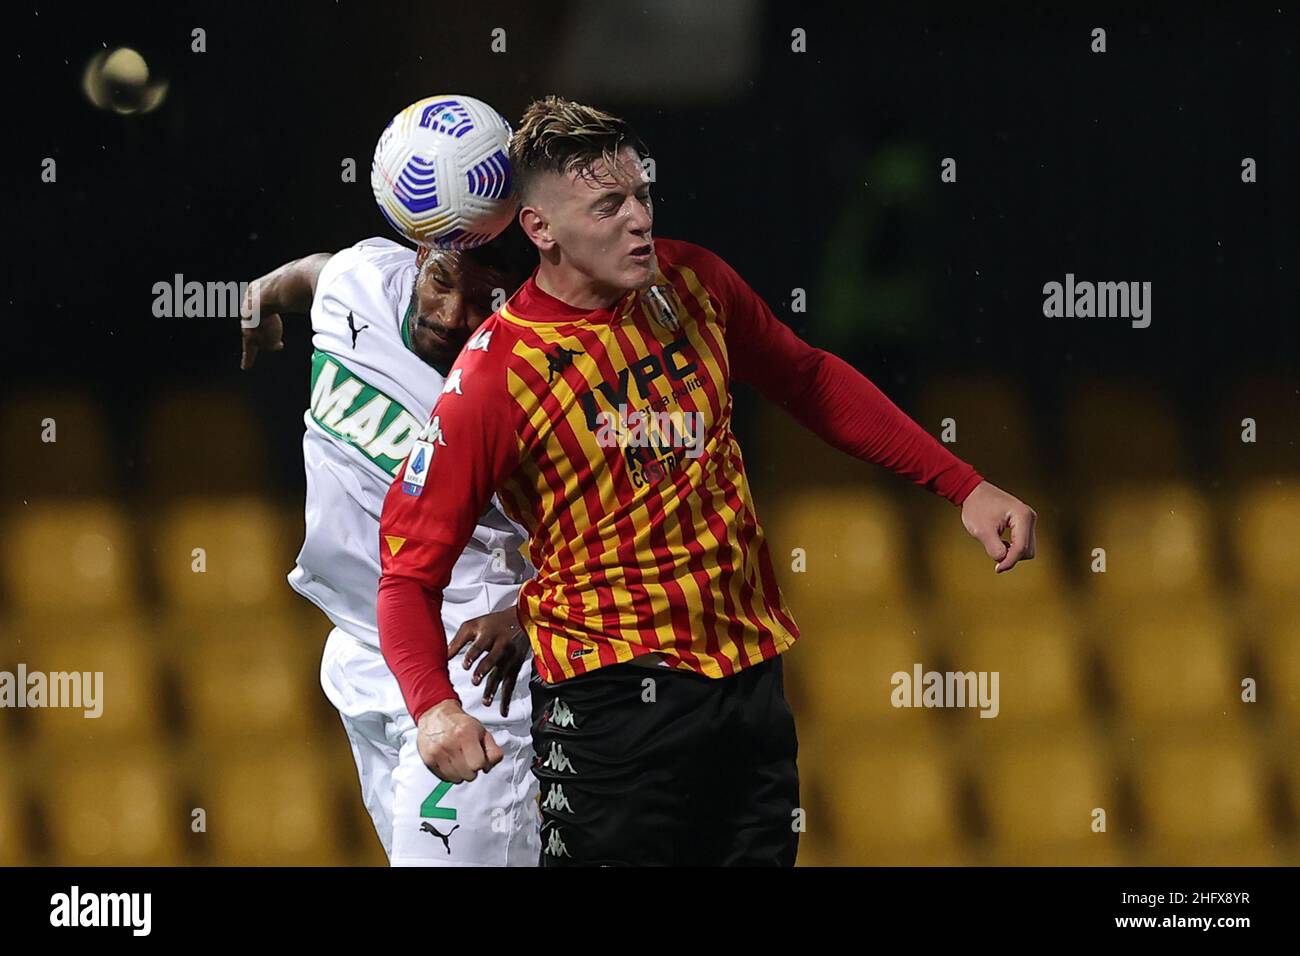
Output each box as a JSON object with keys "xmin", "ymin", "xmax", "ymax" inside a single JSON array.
[{"xmin": 82, "ymin": 47, "xmax": 168, "ymax": 115}]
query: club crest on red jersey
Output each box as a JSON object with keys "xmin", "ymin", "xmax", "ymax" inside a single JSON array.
[{"xmin": 644, "ymin": 284, "xmax": 681, "ymax": 332}]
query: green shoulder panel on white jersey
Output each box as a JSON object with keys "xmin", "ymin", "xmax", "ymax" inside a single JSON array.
[{"xmin": 308, "ymin": 349, "xmax": 424, "ymax": 476}]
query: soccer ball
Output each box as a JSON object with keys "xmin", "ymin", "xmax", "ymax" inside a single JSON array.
[{"xmin": 371, "ymin": 94, "xmax": 516, "ymax": 250}]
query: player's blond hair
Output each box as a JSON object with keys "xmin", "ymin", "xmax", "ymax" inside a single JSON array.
[{"xmin": 509, "ymin": 95, "xmax": 647, "ymax": 201}]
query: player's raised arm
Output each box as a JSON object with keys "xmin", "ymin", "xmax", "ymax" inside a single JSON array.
[
  {"xmin": 238, "ymin": 252, "xmax": 333, "ymax": 369},
  {"xmin": 708, "ymin": 247, "xmax": 1037, "ymax": 572},
  {"xmin": 376, "ymin": 323, "xmax": 523, "ymax": 780}
]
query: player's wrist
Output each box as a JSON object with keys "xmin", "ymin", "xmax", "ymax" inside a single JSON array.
[
  {"xmin": 261, "ymin": 274, "xmax": 306, "ymax": 316},
  {"xmin": 416, "ymin": 695, "xmax": 464, "ymax": 726},
  {"xmin": 952, "ymin": 473, "xmax": 987, "ymax": 507}
]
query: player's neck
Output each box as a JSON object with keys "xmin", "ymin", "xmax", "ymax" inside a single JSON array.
[{"xmin": 534, "ymin": 262, "xmax": 625, "ymax": 312}]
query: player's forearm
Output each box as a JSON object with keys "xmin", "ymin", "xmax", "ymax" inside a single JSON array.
[
  {"xmin": 778, "ymin": 348, "xmax": 984, "ymax": 505},
  {"xmin": 377, "ymin": 574, "xmax": 460, "ymax": 722},
  {"xmin": 256, "ymin": 253, "xmax": 332, "ymax": 314}
]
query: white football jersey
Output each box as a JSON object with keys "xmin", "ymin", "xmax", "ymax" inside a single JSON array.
[{"xmin": 288, "ymin": 237, "xmax": 532, "ymax": 649}]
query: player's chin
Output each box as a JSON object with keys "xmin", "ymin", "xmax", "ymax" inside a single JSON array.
[
  {"xmin": 418, "ymin": 337, "xmax": 465, "ymax": 367},
  {"xmin": 622, "ymin": 256, "xmax": 658, "ymax": 289}
]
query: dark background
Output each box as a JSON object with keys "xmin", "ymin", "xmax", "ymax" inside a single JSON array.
[{"xmin": 5, "ymin": 2, "xmax": 1297, "ymax": 491}]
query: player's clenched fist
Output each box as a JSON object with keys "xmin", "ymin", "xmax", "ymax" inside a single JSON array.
[
  {"xmin": 959, "ymin": 479, "xmax": 1038, "ymax": 573},
  {"xmin": 415, "ymin": 699, "xmax": 504, "ymax": 783}
]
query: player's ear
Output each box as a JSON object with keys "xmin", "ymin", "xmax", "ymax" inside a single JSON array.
[{"xmin": 518, "ymin": 204, "xmax": 553, "ymax": 253}]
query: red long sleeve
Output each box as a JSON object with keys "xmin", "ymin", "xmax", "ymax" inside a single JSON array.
[
  {"xmin": 376, "ymin": 575, "xmax": 457, "ymax": 720},
  {"xmin": 377, "ymin": 323, "xmax": 522, "ymax": 724},
  {"xmin": 713, "ymin": 251, "xmax": 984, "ymax": 505}
]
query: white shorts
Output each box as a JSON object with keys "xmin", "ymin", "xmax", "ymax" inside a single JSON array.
[{"xmin": 320, "ymin": 627, "xmax": 540, "ymax": 866}]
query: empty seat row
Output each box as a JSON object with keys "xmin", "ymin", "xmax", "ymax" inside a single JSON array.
[
  {"xmin": 766, "ymin": 479, "xmax": 1300, "ymax": 605},
  {"xmin": 782, "ymin": 602, "xmax": 1300, "ymax": 727},
  {"xmin": 2, "ymin": 498, "xmax": 303, "ymax": 615},
  {"xmin": 3, "ymin": 480, "xmax": 1297, "ymax": 618},
  {"xmin": 796, "ymin": 726, "xmax": 1298, "ymax": 866},
  {"xmin": 5, "ymin": 378, "xmax": 1297, "ymax": 499},
  {"xmin": 0, "ymin": 616, "xmax": 324, "ymax": 746},
  {"xmin": 2, "ymin": 390, "xmax": 281, "ymax": 499},
  {"xmin": 0, "ymin": 741, "xmax": 383, "ymax": 866},
  {"xmin": 6, "ymin": 724, "xmax": 1292, "ymax": 867}
]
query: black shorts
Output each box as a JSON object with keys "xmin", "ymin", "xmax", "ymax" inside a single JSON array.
[{"xmin": 530, "ymin": 654, "xmax": 800, "ymax": 866}]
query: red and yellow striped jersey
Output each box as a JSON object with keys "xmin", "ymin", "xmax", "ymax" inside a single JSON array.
[{"xmin": 378, "ymin": 238, "xmax": 981, "ymax": 719}]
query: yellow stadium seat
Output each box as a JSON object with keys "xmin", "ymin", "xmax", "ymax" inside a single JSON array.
[
  {"xmin": 1135, "ymin": 839, "xmax": 1283, "ymax": 867},
  {"xmin": 1082, "ymin": 483, "xmax": 1216, "ymax": 605},
  {"xmin": 0, "ymin": 776, "xmax": 29, "ymax": 865},
  {"xmin": 16, "ymin": 619, "xmax": 163, "ymax": 746},
  {"xmin": 975, "ymin": 727, "xmax": 1123, "ymax": 865},
  {"xmin": 1281, "ymin": 746, "xmax": 1300, "ymax": 834},
  {"xmin": 0, "ymin": 687, "xmax": 26, "ymax": 864},
  {"xmin": 915, "ymin": 376, "xmax": 1038, "ymax": 483},
  {"xmin": 783, "ymin": 613, "xmax": 930, "ymax": 728},
  {"xmin": 1256, "ymin": 607, "xmax": 1300, "ymax": 726},
  {"xmin": 204, "ymin": 746, "xmax": 346, "ymax": 865},
  {"xmin": 939, "ymin": 605, "xmax": 1088, "ymax": 727},
  {"xmin": 1065, "ymin": 382, "xmax": 1187, "ymax": 482},
  {"xmin": 1101, "ymin": 605, "xmax": 1242, "ymax": 725},
  {"xmin": 41, "ymin": 747, "xmax": 183, "ymax": 865},
  {"xmin": 318, "ymin": 718, "xmax": 380, "ymax": 858},
  {"xmin": 787, "ymin": 733, "xmax": 834, "ymax": 863},
  {"xmin": 176, "ymin": 631, "xmax": 316, "ymax": 745},
  {"xmin": 0, "ymin": 639, "xmax": 17, "ymax": 759},
  {"xmin": 0, "ymin": 390, "xmax": 114, "ymax": 497},
  {"xmin": 824, "ymin": 734, "xmax": 966, "ymax": 865},
  {"xmin": 142, "ymin": 390, "xmax": 273, "ymax": 496},
  {"xmin": 1129, "ymin": 732, "xmax": 1272, "ymax": 861},
  {"xmin": 153, "ymin": 497, "xmax": 300, "ymax": 611},
  {"xmin": 164, "ymin": 606, "xmax": 322, "ymax": 651},
  {"xmin": 0, "ymin": 624, "xmax": 16, "ymax": 745},
  {"xmin": 1234, "ymin": 481, "xmax": 1300, "ymax": 598},
  {"xmin": 3, "ymin": 500, "xmax": 140, "ymax": 616},
  {"xmin": 764, "ymin": 487, "xmax": 912, "ymax": 629}
]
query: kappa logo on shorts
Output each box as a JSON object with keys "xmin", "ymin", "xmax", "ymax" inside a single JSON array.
[
  {"xmin": 540, "ymin": 740, "xmax": 576, "ymax": 774},
  {"xmin": 541, "ymin": 783, "xmax": 573, "ymax": 814},
  {"xmin": 544, "ymin": 826, "xmax": 571, "ymax": 858},
  {"xmin": 548, "ymin": 698, "xmax": 578, "ymax": 729},
  {"xmin": 419, "ymin": 821, "xmax": 459, "ymax": 854}
]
